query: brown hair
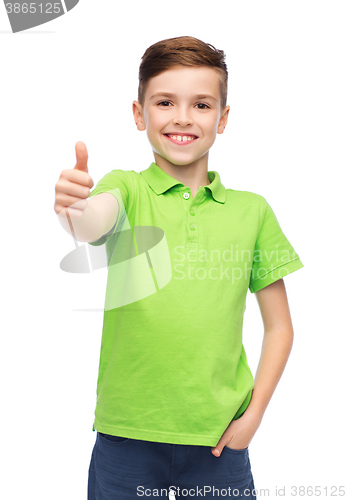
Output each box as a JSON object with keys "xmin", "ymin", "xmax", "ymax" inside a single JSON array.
[{"xmin": 137, "ymin": 36, "xmax": 228, "ymax": 112}]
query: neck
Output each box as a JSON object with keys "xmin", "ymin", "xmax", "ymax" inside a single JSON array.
[{"xmin": 153, "ymin": 153, "xmax": 211, "ymax": 198}]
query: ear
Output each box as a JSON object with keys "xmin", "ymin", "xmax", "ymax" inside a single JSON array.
[
  {"xmin": 217, "ymin": 105, "xmax": 230, "ymax": 134},
  {"xmin": 132, "ymin": 101, "xmax": 146, "ymax": 131}
]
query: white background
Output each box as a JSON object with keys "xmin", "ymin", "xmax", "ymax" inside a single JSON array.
[{"xmin": 1, "ymin": 1, "xmax": 346, "ymax": 499}]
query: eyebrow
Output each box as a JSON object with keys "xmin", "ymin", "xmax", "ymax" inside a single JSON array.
[{"xmin": 149, "ymin": 92, "xmax": 218, "ymax": 103}]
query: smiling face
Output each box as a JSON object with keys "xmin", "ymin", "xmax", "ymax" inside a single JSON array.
[{"xmin": 133, "ymin": 65, "xmax": 230, "ymax": 172}]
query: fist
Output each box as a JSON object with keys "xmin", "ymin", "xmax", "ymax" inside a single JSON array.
[{"xmin": 54, "ymin": 141, "xmax": 95, "ymax": 218}]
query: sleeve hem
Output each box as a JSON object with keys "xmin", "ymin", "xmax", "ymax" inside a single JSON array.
[{"xmin": 249, "ymin": 257, "xmax": 304, "ymax": 293}]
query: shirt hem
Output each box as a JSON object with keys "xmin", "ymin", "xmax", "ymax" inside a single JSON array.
[{"xmin": 92, "ymin": 421, "xmax": 224, "ymax": 447}]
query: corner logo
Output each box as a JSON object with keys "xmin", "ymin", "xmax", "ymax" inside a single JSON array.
[{"xmin": 4, "ymin": 0, "xmax": 79, "ymax": 33}]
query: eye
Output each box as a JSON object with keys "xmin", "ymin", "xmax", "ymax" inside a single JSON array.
[
  {"xmin": 157, "ymin": 101, "xmax": 172, "ymax": 107},
  {"xmin": 195, "ymin": 103, "xmax": 210, "ymax": 109}
]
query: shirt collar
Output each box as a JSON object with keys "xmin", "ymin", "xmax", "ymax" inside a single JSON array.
[{"xmin": 140, "ymin": 162, "xmax": 226, "ymax": 204}]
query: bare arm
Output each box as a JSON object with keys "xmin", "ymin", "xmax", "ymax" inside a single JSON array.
[
  {"xmin": 211, "ymin": 278, "xmax": 295, "ymax": 456},
  {"xmin": 57, "ymin": 192, "xmax": 119, "ymax": 243},
  {"xmin": 246, "ymin": 278, "xmax": 294, "ymax": 418}
]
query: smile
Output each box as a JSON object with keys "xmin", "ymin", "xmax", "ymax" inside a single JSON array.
[{"xmin": 164, "ymin": 134, "xmax": 198, "ymax": 145}]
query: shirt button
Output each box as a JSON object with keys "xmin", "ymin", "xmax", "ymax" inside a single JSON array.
[
  {"xmin": 190, "ymin": 210, "xmax": 195, "ymax": 216},
  {"xmin": 183, "ymin": 192, "xmax": 190, "ymax": 199},
  {"xmin": 189, "ymin": 224, "xmax": 196, "ymax": 231}
]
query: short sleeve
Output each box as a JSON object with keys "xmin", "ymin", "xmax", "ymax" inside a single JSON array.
[
  {"xmin": 87, "ymin": 169, "xmax": 131, "ymax": 247},
  {"xmin": 249, "ymin": 200, "xmax": 304, "ymax": 293}
]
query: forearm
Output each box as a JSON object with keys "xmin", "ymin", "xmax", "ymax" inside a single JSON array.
[
  {"xmin": 246, "ymin": 326, "xmax": 294, "ymax": 420},
  {"xmin": 57, "ymin": 200, "xmax": 107, "ymax": 243}
]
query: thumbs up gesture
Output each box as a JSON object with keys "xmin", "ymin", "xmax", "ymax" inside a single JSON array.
[{"xmin": 54, "ymin": 141, "xmax": 95, "ymax": 218}]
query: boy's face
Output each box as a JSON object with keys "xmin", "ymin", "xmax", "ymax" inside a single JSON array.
[{"xmin": 133, "ymin": 65, "xmax": 229, "ymax": 170}]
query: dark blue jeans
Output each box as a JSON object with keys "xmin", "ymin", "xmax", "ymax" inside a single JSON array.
[{"xmin": 88, "ymin": 432, "xmax": 256, "ymax": 499}]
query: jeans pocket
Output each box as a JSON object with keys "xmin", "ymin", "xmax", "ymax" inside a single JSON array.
[
  {"xmin": 98, "ymin": 432, "xmax": 130, "ymax": 444},
  {"xmin": 223, "ymin": 445, "xmax": 250, "ymax": 474},
  {"xmin": 223, "ymin": 445, "xmax": 249, "ymax": 453}
]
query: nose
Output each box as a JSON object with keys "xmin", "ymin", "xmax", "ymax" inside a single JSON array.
[{"xmin": 173, "ymin": 106, "xmax": 193, "ymax": 127}]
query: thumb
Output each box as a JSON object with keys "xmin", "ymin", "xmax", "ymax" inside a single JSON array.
[
  {"xmin": 74, "ymin": 141, "xmax": 89, "ymax": 172},
  {"xmin": 211, "ymin": 446, "xmax": 222, "ymax": 457}
]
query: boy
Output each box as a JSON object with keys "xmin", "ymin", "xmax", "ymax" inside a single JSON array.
[{"xmin": 54, "ymin": 36, "xmax": 304, "ymax": 499}]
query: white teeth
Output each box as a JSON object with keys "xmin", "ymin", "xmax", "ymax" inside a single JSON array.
[{"xmin": 168, "ymin": 135, "xmax": 195, "ymax": 141}]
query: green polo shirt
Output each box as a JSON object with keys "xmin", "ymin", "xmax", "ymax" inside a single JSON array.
[{"xmin": 87, "ymin": 162, "xmax": 304, "ymax": 447}]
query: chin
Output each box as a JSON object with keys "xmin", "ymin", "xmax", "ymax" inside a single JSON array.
[{"xmin": 167, "ymin": 158, "xmax": 197, "ymax": 167}]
